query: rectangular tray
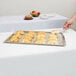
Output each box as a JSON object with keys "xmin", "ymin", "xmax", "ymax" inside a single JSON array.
[{"xmin": 4, "ymin": 31, "xmax": 66, "ymax": 46}]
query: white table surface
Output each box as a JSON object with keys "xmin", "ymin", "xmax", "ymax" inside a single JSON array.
[
  {"xmin": 0, "ymin": 14, "xmax": 67, "ymax": 32},
  {"xmin": 0, "ymin": 29, "xmax": 76, "ymax": 76}
]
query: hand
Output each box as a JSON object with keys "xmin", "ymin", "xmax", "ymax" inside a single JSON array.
[{"xmin": 63, "ymin": 19, "xmax": 73, "ymax": 30}]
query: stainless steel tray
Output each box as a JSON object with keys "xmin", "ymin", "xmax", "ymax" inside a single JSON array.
[{"xmin": 4, "ymin": 31, "xmax": 66, "ymax": 46}]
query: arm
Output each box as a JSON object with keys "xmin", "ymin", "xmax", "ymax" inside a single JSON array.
[{"xmin": 63, "ymin": 13, "xmax": 76, "ymax": 30}]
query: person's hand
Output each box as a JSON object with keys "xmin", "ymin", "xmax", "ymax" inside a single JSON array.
[{"xmin": 63, "ymin": 19, "xmax": 73, "ymax": 30}]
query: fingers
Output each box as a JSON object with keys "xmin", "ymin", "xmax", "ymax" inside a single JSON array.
[
  {"xmin": 63, "ymin": 20, "xmax": 73, "ymax": 30},
  {"xmin": 68, "ymin": 24, "xmax": 72, "ymax": 29},
  {"xmin": 63, "ymin": 22, "xmax": 68, "ymax": 30},
  {"xmin": 63, "ymin": 24, "xmax": 72, "ymax": 30}
]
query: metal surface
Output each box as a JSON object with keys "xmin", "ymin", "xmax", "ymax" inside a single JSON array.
[{"xmin": 4, "ymin": 31, "xmax": 66, "ymax": 46}]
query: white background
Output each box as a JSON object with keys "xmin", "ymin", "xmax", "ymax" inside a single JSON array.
[
  {"xmin": 0, "ymin": 0, "xmax": 76, "ymax": 17},
  {"xmin": 0, "ymin": 0, "xmax": 76, "ymax": 29}
]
